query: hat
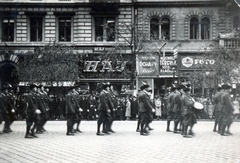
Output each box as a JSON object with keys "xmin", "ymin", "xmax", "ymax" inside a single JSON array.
[
  {"xmin": 102, "ymin": 82, "xmax": 111, "ymax": 89},
  {"xmin": 221, "ymin": 83, "xmax": 232, "ymax": 89},
  {"xmin": 37, "ymin": 85, "xmax": 43, "ymax": 88},
  {"xmin": 140, "ymin": 81, "xmax": 149, "ymax": 90},
  {"xmin": 171, "ymin": 84, "xmax": 177, "ymax": 91},
  {"xmin": 29, "ymin": 84, "xmax": 37, "ymax": 90},
  {"xmin": 182, "ymin": 84, "xmax": 190, "ymax": 92},
  {"xmin": 217, "ymin": 84, "xmax": 222, "ymax": 91}
]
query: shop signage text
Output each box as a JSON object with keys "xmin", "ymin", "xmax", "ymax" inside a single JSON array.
[
  {"xmin": 138, "ymin": 55, "xmax": 158, "ymax": 76},
  {"xmin": 83, "ymin": 60, "xmax": 128, "ymax": 72},
  {"xmin": 181, "ymin": 56, "xmax": 215, "ymax": 69},
  {"xmin": 160, "ymin": 56, "xmax": 176, "ymax": 73}
]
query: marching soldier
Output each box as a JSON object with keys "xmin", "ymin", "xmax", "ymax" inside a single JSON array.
[
  {"xmin": 25, "ymin": 84, "xmax": 41, "ymax": 138},
  {"xmin": 181, "ymin": 85, "xmax": 195, "ymax": 138},
  {"xmin": 212, "ymin": 84, "xmax": 223, "ymax": 133},
  {"xmin": 138, "ymin": 81, "xmax": 154, "ymax": 136},
  {"xmin": 172, "ymin": 85, "xmax": 183, "ymax": 133},
  {"xmin": 96, "ymin": 82, "xmax": 112, "ymax": 136},
  {"xmin": 73, "ymin": 87, "xmax": 83, "ymax": 133},
  {"xmin": 166, "ymin": 84, "xmax": 176, "ymax": 132},
  {"xmin": 219, "ymin": 83, "xmax": 234, "ymax": 136}
]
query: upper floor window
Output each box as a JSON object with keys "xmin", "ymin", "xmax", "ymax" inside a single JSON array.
[
  {"xmin": 150, "ymin": 17, "xmax": 170, "ymax": 40},
  {"xmin": 150, "ymin": 18, "xmax": 159, "ymax": 40},
  {"xmin": 190, "ymin": 17, "xmax": 210, "ymax": 40},
  {"xmin": 2, "ymin": 18, "xmax": 14, "ymax": 42},
  {"xmin": 233, "ymin": 16, "xmax": 240, "ymax": 30},
  {"xmin": 190, "ymin": 17, "xmax": 199, "ymax": 39},
  {"xmin": 201, "ymin": 18, "xmax": 210, "ymax": 40},
  {"xmin": 58, "ymin": 17, "xmax": 72, "ymax": 42},
  {"xmin": 94, "ymin": 16, "xmax": 116, "ymax": 42},
  {"xmin": 30, "ymin": 17, "xmax": 43, "ymax": 42}
]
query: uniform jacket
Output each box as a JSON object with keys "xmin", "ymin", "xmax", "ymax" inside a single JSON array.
[
  {"xmin": 215, "ymin": 91, "xmax": 224, "ymax": 112},
  {"xmin": 0, "ymin": 93, "xmax": 7, "ymax": 113},
  {"xmin": 173, "ymin": 91, "xmax": 182, "ymax": 112},
  {"xmin": 138, "ymin": 90, "xmax": 153, "ymax": 113},
  {"xmin": 65, "ymin": 93, "xmax": 76, "ymax": 115},
  {"xmin": 181, "ymin": 93, "xmax": 194, "ymax": 115},
  {"xmin": 166, "ymin": 92, "xmax": 175, "ymax": 112},
  {"xmin": 220, "ymin": 92, "xmax": 234, "ymax": 115},
  {"xmin": 98, "ymin": 90, "xmax": 113, "ymax": 112},
  {"xmin": 26, "ymin": 91, "xmax": 38, "ymax": 113}
]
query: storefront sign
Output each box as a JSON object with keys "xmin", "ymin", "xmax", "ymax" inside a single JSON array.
[
  {"xmin": 160, "ymin": 56, "xmax": 177, "ymax": 73},
  {"xmin": 83, "ymin": 60, "xmax": 128, "ymax": 72},
  {"xmin": 138, "ymin": 55, "xmax": 159, "ymax": 76},
  {"xmin": 180, "ymin": 56, "xmax": 215, "ymax": 69}
]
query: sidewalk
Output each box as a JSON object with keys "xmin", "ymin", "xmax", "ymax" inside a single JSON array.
[{"xmin": 0, "ymin": 120, "xmax": 240, "ymax": 163}]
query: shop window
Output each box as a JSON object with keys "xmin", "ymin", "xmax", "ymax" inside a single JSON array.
[
  {"xmin": 161, "ymin": 18, "xmax": 170, "ymax": 40},
  {"xmin": 150, "ymin": 18, "xmax": 159, "ymax": 40},
  {"xmin": 201, "ymin": 17, "xmax": 210, "ymax": 40},
  {"xmin": 190, "ymin": 17, "xmax": 199, "ymax": 39},
  {"xmin": 2, "ymin": 18, "xmax": 14, "ymax": 42},
  {"xmin": 58, "ymin": 17, "xmax": 72, "ymax": 42},
  {"xmin": 94, "ymin": 16, "xmax": 115, "ymax": 42},
  {"xmin": 30, "ymin": 17, "xmax": 43, "ymax": 42}
]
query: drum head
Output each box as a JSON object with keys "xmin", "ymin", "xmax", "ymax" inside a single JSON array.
[{"xmin": 194, "ymin": 102, "xmax": 204, "ymax": 110}]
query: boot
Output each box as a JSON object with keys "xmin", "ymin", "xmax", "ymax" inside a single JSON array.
[
  {"xmin": 166, "ymin": 121, "xmax": 171, "ymax": 132},
  {"xmin": 220, "ymin": 124, "xmax": 228, "ymax": 136},
  {"xmin": 173, "ymin": 122, "xmax": 179, "ymax": 133},
  {"xmin": 183, "ymin": 126, "xmax": 191, "ymax": 138}
]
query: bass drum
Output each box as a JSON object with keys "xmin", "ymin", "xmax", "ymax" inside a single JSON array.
[{"xmin": 193, "ymin": 102, "xmax": 204, "ymax": 110}]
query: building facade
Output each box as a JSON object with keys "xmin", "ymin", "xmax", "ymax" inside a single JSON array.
[{"xmin": 0, "ymin": 0, "xmax": 239, "ymax": 96}]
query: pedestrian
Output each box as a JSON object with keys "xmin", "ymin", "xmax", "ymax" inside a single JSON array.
[
  {"xmin": 154, "ymin": 96, "xmax": 161, "ymax": 120},
  {"xmin": 219, "ymin": 83, "xmax": 234, "ymax": 136},
  {"xmin": 96, "ymin": 82, "xmax": 113, "ymax": 136},
  {"xmin": 25, "ymin": 84, "xmax": 41, "ymax": 138},
  {"xmin": 125, "ymin": 96, "xmax": 131, "ymax": 120},
  {"xmin": 232, "ymin": 96, "xmax": 240, "ymax": 119},
  {"xmin": 166, "ymin": 84, "xmax": 176, "ymax": 132},
  {"xmin": 138, "ymin": 81, "xmax": 154, "ymax": 136},
  {"xmin": 131, "ymin": 96, "xmax": 138, "ymax": 120},
  {"xmin": 181, "ymin": 84, "xmax": 195, "ymax": 138}
]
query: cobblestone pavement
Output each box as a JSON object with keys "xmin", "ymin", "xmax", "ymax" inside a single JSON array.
[{"xmin": 0, "ymin": 120, "xmax": 240, "ymax": 163}]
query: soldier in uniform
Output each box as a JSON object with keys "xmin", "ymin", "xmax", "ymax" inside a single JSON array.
[
  {"xmin": 219, "ymin": 83, "xmax": 234, "ymax": 136},
  {"xmin": 73, "ymin": 87, "xmax": 83, "ymax": 133},
  {"xmin": 138, "ymin": 81, "xmax": 154, "ymax": 136},
  {"xmin": 212, "ymin": 84, "xmax": 223, "ymax": 132},
  {"xmin": 65, "ymin": 89, "xmax": 77, "ymax": 136},
  {"xmin": 166, "ymin": 84, "xmax": 176, "ymax": 132},
  {"xmin": 96, "ymin": 82, "xmax": 112, "ymax": 136},
  {"xmin": 0, "ymin": 89, "xmax": 6, "ymax": 134},
  {"xmin": 181, "ymin": 85, "xmax": 195, "ymax": 138},
  {"xmin": 172, "ymin": 85, "xmax": 183, "ymax": 133},
  {"xmin": 25, "ymin": 84, "xmax": 41, "ymax": 138}
]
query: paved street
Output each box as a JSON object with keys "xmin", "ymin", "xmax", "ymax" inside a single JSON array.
[{"xmin": 0, "ymin": 120, "xmax": 240, "ymax": 163}]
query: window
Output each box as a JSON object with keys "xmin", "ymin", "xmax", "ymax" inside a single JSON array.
[
  {"xmin": 201, "ymin": 18, "xmax": 210, "ymax": 40},
  {"xmin": 233, "ymin": 16, "xmax": 240, "ymax": 30},
  {"xmin": 2, "ymin": 18, "xmax": 14, "ymax": 42},
  {"xmin": 59, "ymin": 17, "xmax": 71, "ymax": 42},
  {"xmin": 190, "ymin": 17, "xmax": 199, "ymax": 39},
  {"xmin": 94, "ymin": 16, "xmax": 115, "ymax": 42},
  {"xmin": 150, "ymin": 17, "xmax": 170, "ymax": 40},
  {"xmin": 30, "ymin": 17, "xmax": 43, "ymax": 41},
  {"xmin": 161, "ymin": 18, "xmax": 170, "ymax": 40},
  {"xmin": 150, "ymin": 18, "xmax": 159, "ymax": 40}
]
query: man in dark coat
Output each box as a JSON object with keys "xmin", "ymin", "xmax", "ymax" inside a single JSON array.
[
  {"xmin": 166, "ymin": 84, "xmax": 176, "ymax": 132},
  {"xmin": 138, "ymin": 81, "xmax": 154, "ymax": 136},
  {"xmin": 172, "ymin": 85, "xmax": 183, "ymax": 133},
  {"xmin": 96, "ymin": 82, "xmax": 113, "ymax": 136},
  {"xmin": 219, "ymin": 83, "xmax": 234, "ymax": 136},
  {"xmin": 131, "ymin": 96, "xmax": 138, "ymax": 120},
  {"xmin": 25, "ymin": 84, "xmax": 41, "ymax": 138}
]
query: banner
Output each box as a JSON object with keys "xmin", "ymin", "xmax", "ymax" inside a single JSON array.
[{"xmin": 138, "ymin": 54, "xmax": 159, "ymax": 77}]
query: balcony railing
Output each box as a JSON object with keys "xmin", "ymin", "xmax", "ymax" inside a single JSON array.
[{"xmin": 219, "ymin": 38, "xmax": 240, "ymax": 48}]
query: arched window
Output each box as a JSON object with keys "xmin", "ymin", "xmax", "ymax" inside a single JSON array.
[
  {"xmin": 150, "ymin": 18, "xmax": 159, "ymax": 40},
  {"xmin": 190, "ymin": 17, "xmax": 199, "ymax": 39},
  {"xmin": 201, "ymin": 17, "xmax": 210, "ymax": 40},
  {"xmin": 233, "ymin": 16, "xmax": 240, "ymax": 30},
  {"xmin": 161, "ymin": 18, "xmax": 170, "ymax": 40}
]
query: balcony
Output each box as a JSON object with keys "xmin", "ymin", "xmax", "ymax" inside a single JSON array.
[{"xmin": 219, "ymin": 30, "xmax": 240, "ymax": 49}]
